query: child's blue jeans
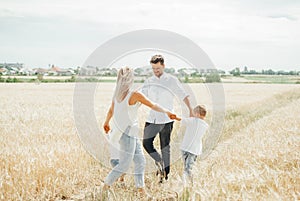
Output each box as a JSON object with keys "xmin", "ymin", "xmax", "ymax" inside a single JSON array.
[{"xmin": 182, "ymin": 150, "xmax": 197, "ymax": 185}]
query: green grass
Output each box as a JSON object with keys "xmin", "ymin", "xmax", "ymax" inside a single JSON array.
[{"xmin": 243, "ymin": 75, "xmax": 298, "ymax": 84}]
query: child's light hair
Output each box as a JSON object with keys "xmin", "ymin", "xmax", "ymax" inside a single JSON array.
[{"xmin": 193, "ymin": 105, "xmax": 207, "ymax": 116}]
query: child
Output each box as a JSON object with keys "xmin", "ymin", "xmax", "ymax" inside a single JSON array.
[{"xmin": 177, "ymin": 105, "xmax": 209, "ymax": 187}]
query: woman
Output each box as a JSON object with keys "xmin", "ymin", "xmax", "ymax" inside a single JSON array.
[{"xmin": 102, "ymin": 67, "xmax": 177, "ymax": 197}]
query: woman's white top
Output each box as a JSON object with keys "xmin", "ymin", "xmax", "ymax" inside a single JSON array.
[{"xmin": 110, "ymin": 91, "xmax": 140, "ymax": 141}]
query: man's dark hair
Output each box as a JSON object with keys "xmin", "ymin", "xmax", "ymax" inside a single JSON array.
[{"xmin": 150, "ymin": 55, "xmax": 164, "ymax": 65}]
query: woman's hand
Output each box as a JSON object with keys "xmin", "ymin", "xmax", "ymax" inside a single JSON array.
[
  {"xmin": 167, "ymin": 112, "xmax": 181, "ymax": 121},
  {"xmin": 103, "ymin": 101, "xmax": 114, "ymax": 134},
  {"xmin": 103, "ymin": 122, "xmax": 110, "ymax": 134}
]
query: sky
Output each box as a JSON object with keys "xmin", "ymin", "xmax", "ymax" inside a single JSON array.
[{"xmin": 0, "ymin": 0, "xmax": 300, "ymax": 71}]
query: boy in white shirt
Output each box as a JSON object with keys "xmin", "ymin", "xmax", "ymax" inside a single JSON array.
[{"xmin": 177, "ymin": 105, "xmax": 209, "ymax": 186}]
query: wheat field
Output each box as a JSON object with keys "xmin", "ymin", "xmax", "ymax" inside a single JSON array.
[{"xmin": 0, "ymin": 83, "xmax": 299, "ymax": 200}]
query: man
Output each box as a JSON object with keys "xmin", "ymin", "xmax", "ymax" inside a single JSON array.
[{"xmin": 141, "ymin": 55, "xmax": 193, "ymax": 182}]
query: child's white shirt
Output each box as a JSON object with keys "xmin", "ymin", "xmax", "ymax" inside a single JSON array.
[{"xmin": 180, "ymin": 117, "xmax": 209, "ymax": 155}]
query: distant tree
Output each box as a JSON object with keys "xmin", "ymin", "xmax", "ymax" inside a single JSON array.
[
  {"xmin": 218, "ymin": 70, "xmax": 226, "ymax": 75},
  {"xmin": 184, "ymin": 75, "xmax": 189, "ymax": 83},
  {"xmin": 264, "ymin": 69, "xmax": 275, "ymax": 75},
  {"xmin": 191, "ymin": 72, "xmax": 198, "ymax": 77},
  {"xmin": 243, "ymin": 66, "xmax": 248, "ymax": 74},
  {"xmin": 230, "ymin": 67, "xmax": 240, "ymax": 76},
  {"xmin": 6, "ymin": 77, "xmax": 13, "ymax": 83},
  {"xmin": 205, "ymin": 72, "xmax": 221, "ymax": 83},
  {"xmin": 37, "ymin": 74, "xmax": 43, "ymax": 81},
  {"xmin": 249, "ymin": 70, "xmax": 258, "ymax": 74},
  {"xmin": 277, "ymin": 70, "xmax": 287, "ymax": 75},
  {"xmin": 134, "ymin": 68, "xmax": 143, "ymax": 75},
  {"xmin": 65, "ymin": 75, "xmax": 76, "ymax": 82},
  {"xmin": 165, "ymin": 68, "xmax": 175, "ymax": 74},
  {"xmin": 177, "ymin": 68, "xmax": 184, "ymax": 72},
  {"xmin": 74, "ymin": 66, "xmax": 80, "ymax": 74}
]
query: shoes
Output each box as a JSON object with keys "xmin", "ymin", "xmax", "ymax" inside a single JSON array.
[
  {"xmin": 155, "ymin": 161, "xmax": 166, "ymax": 183},
  {"xmin": 155, "ymin": 160, "xmax": 163, "ymax": 173},
  {"xmin": 116, "ymin": 174, "xmax": 126, "ymax": 189}
]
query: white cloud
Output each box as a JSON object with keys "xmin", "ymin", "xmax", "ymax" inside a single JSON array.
[{"xmin": 0, "ymin": 0, "xmax": 299, "ymax": 70}]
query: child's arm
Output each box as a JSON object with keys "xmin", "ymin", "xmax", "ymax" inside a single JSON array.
[{"xmin": 103, "ymin": 101, "xmax": 114, "ymax": 134}]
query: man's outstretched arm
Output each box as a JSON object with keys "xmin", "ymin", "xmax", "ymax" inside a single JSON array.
[{"xmin": 183, "ymin": 96, "xmax": 194, "ymax": 117}]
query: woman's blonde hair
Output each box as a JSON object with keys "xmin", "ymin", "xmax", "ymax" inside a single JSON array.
[{"xmin": 113, "ymin": 67, "xmax": 134, "ymax": 102}]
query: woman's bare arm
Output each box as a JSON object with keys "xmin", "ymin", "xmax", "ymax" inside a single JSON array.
[
  {"xmin": 129, "ymin": 91, "xmax": 179, "ymax": 120},
  {"xmin": 103, "ymin": 101, "xmax": 114, "ymax": 133}
]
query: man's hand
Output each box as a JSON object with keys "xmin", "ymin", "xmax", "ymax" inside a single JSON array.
[{"xmin": 167, "ymin": 112, "xmax": 181, "ymax": 121}]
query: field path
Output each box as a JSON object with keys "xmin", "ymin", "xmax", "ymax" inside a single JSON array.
[{"xmin": 191, "ymin": 89, "xmax": 300, "ymax": 200}]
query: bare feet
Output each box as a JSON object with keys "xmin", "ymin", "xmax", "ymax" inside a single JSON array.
[
  {"xmin": 136, "ymin": 188, "xmax": 154, "ymax": 200},
  {"xmin": 119, "ymin": 174, "xmax": 125, "ymax": 182}
]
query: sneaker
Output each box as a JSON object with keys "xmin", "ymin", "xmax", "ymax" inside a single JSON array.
[
  {"xmin": 116, "ymin": 174, "xmax": 126, "ymax": 189},
  {"xmin": 155, "ymin": 161, "xmax": 165, "ymax": 183},
  {"xmin": 155, "ymin": 161, "xmax": 163, "ymax": 173}
]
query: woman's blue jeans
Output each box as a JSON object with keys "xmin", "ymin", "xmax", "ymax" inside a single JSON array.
[{"xmin": 105, "ymin": 133, "xmax": 146, "ymax": 188}]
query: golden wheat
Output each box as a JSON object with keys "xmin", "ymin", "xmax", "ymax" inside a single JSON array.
[{"xmin": 0, "ymin": 83, "xmax": 299, "ymax": 200}]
